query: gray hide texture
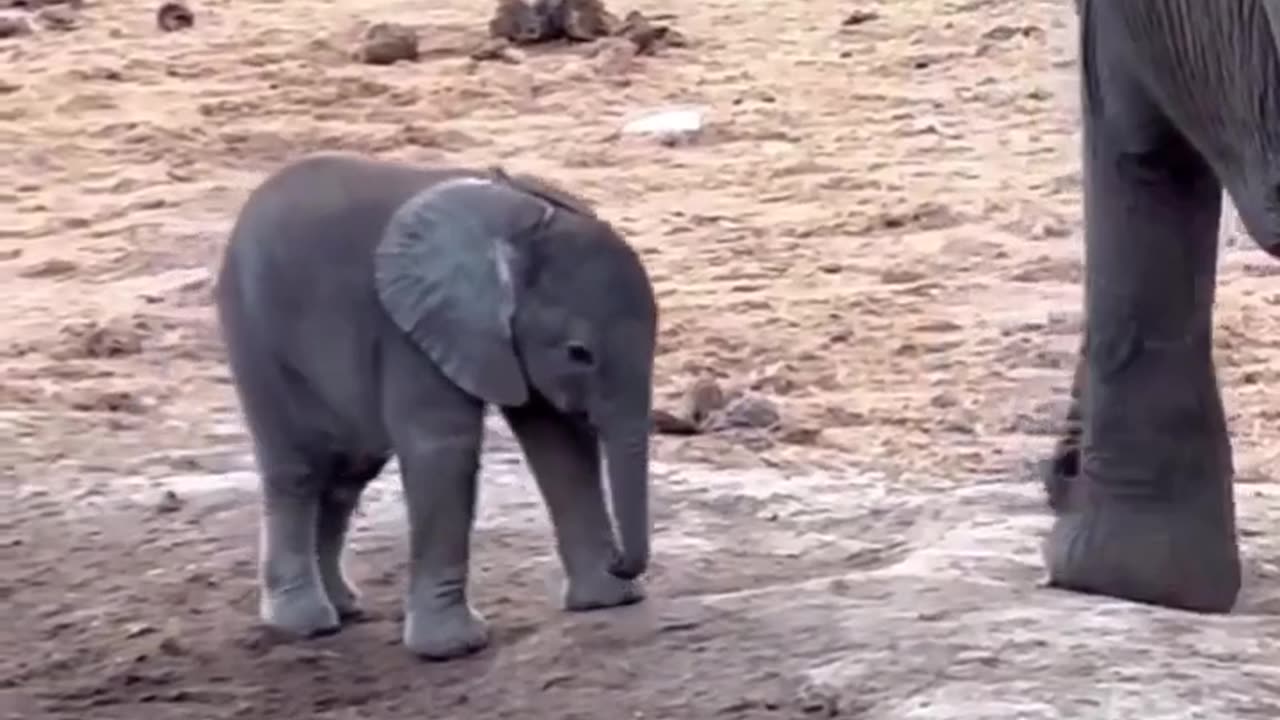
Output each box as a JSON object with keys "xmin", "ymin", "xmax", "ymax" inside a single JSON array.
[
  {"xmin": 374, "ymin": 178, "xmax": 553, "ymax": 408},
  {"xmin": 1266, "ymin": 1, "xmax": 1280, "ymax": 55},
  {"xmin": 488, "ymin": 166, "xmax": 600, "ymax": 219}
]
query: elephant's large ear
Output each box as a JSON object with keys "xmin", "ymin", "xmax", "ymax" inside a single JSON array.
[{"xmin": 374, "ymin": 178, "xmax": 546, "ymax": 407}]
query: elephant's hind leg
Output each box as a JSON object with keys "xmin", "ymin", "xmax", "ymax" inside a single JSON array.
[
  {"xmin": 224, "ymin": 346, "xmax": 345, "ymax": 636},
  {"xmin": 316, "ymin": 454, "xmax": 389, "ymax": 619},
  {"xmin": 1043, "ymin": 0, "xmax": 1240, "ymax": 613}
]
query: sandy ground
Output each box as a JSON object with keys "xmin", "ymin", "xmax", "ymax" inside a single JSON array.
[{"xmin": 3, "ymin": 0, "xmax": 1280, "ymax": 717}]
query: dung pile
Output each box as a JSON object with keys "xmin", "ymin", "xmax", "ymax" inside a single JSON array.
[{"xmin": 487, "ymin": 0, "xmax": 686, "ymax": 55}]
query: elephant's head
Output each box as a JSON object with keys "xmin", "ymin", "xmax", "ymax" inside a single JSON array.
[{"xmin": 374, "ymin": 171, "xmax": 658, "ymax": 579}]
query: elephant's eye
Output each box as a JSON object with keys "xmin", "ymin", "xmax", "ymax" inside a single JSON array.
[{"xmin": 566, "ymin": 342, "xmax": 595, "ymax": 367}]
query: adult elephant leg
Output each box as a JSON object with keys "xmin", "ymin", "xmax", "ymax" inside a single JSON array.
[
  {"xmin": 381, "ymin": 341, "xmax": 490, "ymax": 661},
  {"xmin": 1043, "ymin": 0, "xmax": 1240, "ymax": 612},
  {"xmin": 501, "ymin": 399, "xmax": 644, "ymax": 611}
]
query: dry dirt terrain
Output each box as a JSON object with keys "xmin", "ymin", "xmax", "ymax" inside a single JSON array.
[{"xmin": 3, "ymin": 0, "xmax": 1280, "ymax": 717}]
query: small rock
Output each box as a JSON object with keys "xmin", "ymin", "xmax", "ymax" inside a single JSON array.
[
  {"xmin": 469, "ymin": 37, "xmax": 524, "ymax": 63},
  {"xmin": 617, "ymin": 10, "xmax": 686, "ymax": 54},
  {"xmin": 57, "ymin": 318, "xmax": 146, "ymax": 359},
  {"xmin": 355, "ymin": 22, "xmax": 419, "ymax": 65},
  {"xmin": 841, "ymin": 9, "xmax": 879, "ymax": 26},
  {"xmin": 155, "ymin": 489, "xmax": 183, "ymax": 514},
  {"xmin": 34, "ymin": 5, "xmax": 78, "ymax": 31},
  {"xmin": 561, "ymin": 0, "xmax": 616, "ymax": 41},
  {"xmin": 651, "ymin": 408, "xmax": 700, "ymax": 435},
  {"xmin": 620, "ymin": 105, "xmax": 706, "ymax": 146},
  {"xmin": 157, "ymin": 634, "xmax": 186, "ymax": 656},
  {"xmin": 67, "ymin": 389, "xmax": 146, "ymax": 414},
  {"xmin": 982, "ymin": 24, "xmax": 1043, "ymax": 41},
  {"xmin": 0, "ymin": 12, "xmax": 32, "ymax": 37},
  {"xmin": 589, "ymin": 36, "xmax": 638, "ymax": 76},
  {"xmin": 126, "ymin": 623, "xmax": 157, "ymax": 638},
  {"xmin": 716, "ymin": 393, "xmax": 781, "ymax": 430},
  {"xmin": 156, "ymin": 1, "xmax": 194, "ymax": 32},
  {"xmin": 684, "ymin": 377, "xmax": 725, "ymax": 425},
  {"xmin": 777, "ymin": 425, "xmax": 821, "ymax": 445},
  {"xmin": 488, "ymin": 0, "xmax": 550, "ymax": 44}
]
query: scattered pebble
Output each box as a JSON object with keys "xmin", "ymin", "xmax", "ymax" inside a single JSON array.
[
  {"xmin": 982, "ymin": 24, "xmax": 1043, "ymax": 41},
  {"xmin": 588, "ymin": 36, "xmax": 638, "ymax": 77},
  {"xmin": 715, "ymin": 392, "xmax": 782, "ymax": 430},
  {"xmin": 841, "ymin": 9, "xmax": 879, "ymax": 26},
  {"xmin": 155, "ymin": 0, "xmax": 194, "ymax": 32},
  {"xmin": 651, "ymin": 408, "xmax": 699, "ymax": 435},
  {"xmin": 155, "ymin": 489, "xmax": 184, "ymax": 514},
  {"xmin": 56, "ymin": 318, "xmax": 146, "ymax": 359},
  {"xmin": 488, "ymin": 0, "xmax": 549, "ymax": 44},
  {"xmin": 469, "ymin": 37, "xmax": 525, "ymax": 63},
  {"xmin": 684, "ymin": 377, "xmax": 726, "ymax": 425},
  {"xmin": 616, "ymin": 10, "xmax": 685, "ymax": 54},
  {"xmin": 355, "ymin": 22, "xmax": 419, "ymax": 65},
  {"xmin": 66, "ymin": 388, "xmax": 147, "ymax": 414},
  {"xmin": 125, "ymin": 622, "xmax": 157, "ymax": 639},
  {"xmin": 560, "ymin": 0, "xmax": 614, "ymax": 41},
  {"xmin": 34, "ymin": 4, "xmax": 78, "ymax": 31}
]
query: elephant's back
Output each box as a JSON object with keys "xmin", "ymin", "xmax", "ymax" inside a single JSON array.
[
  {"xmin": 217, "ymin": 152, "xmax": 486, "ymax": 325},
  {"xmin": 229, "ymin": 152, "xmax": 483, "ymax": 261}
]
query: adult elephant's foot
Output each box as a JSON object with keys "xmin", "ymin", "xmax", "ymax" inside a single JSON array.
[
  {"xmin": 260, "ymin": 583, "xmax": 342, "ymax": 637},
  {"xmin": 1039, "ymin": 439, "xmax": 1079, "ymax": 514},
  {"xmin": 563, "ymin": 568, "xmax": 646, "ymax": 611},
  {"xmin": 403, "ymin": 602, "xmax": 490, "ymax": 660},
  {"xmin": 1043, "ymin": 486, "xmax": 1241, "ymax": 613}
]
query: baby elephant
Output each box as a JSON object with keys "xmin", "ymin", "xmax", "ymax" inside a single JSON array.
[{"xmin": 213, "ymin": 152, "xmax": 658, "ymax": 660}]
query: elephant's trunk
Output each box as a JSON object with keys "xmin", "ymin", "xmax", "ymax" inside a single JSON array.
[{"xmin": 602, "ymin": 419, "xmax": 651, "ymax": 580}]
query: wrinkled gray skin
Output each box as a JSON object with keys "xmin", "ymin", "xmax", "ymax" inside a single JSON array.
[
  {"xmin": 1042, "ymin": 0, "xmax": 1280, "ymax": 613},
  {"xmin": 213, "ymin": 152, "xmax": 657, "ymax": 660}
]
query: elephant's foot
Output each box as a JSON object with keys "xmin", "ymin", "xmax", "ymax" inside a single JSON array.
[
  {"xmin": 403, "ymin": 603, "xmax": 490, "ymax": 661},
  {"xmin": 563, "ymin": 569, "xmax": 646, "ymax": 612},
  {"xmin": 322, "ymin": 575, "xmax": 363, "ymax": 620},
  {"xmin": 1043, "ymin": 488, "xmax": 1241, "ymax": 613},
  {"xmin": 260, "ymin": 583, "xmax": 342, "ymax": 637}
]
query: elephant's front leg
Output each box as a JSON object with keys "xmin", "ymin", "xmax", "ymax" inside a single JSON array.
[
  {"xmin": 383, "ymin": 354, "xmax": 491, "ymax": 660},
  {"xmin": 1043, "ymin": 6, "xmax": 1240, "ymax": 612},
  {"xmin": 502, "ymin": 400, "xmax": 644, "ymax": 611}
]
